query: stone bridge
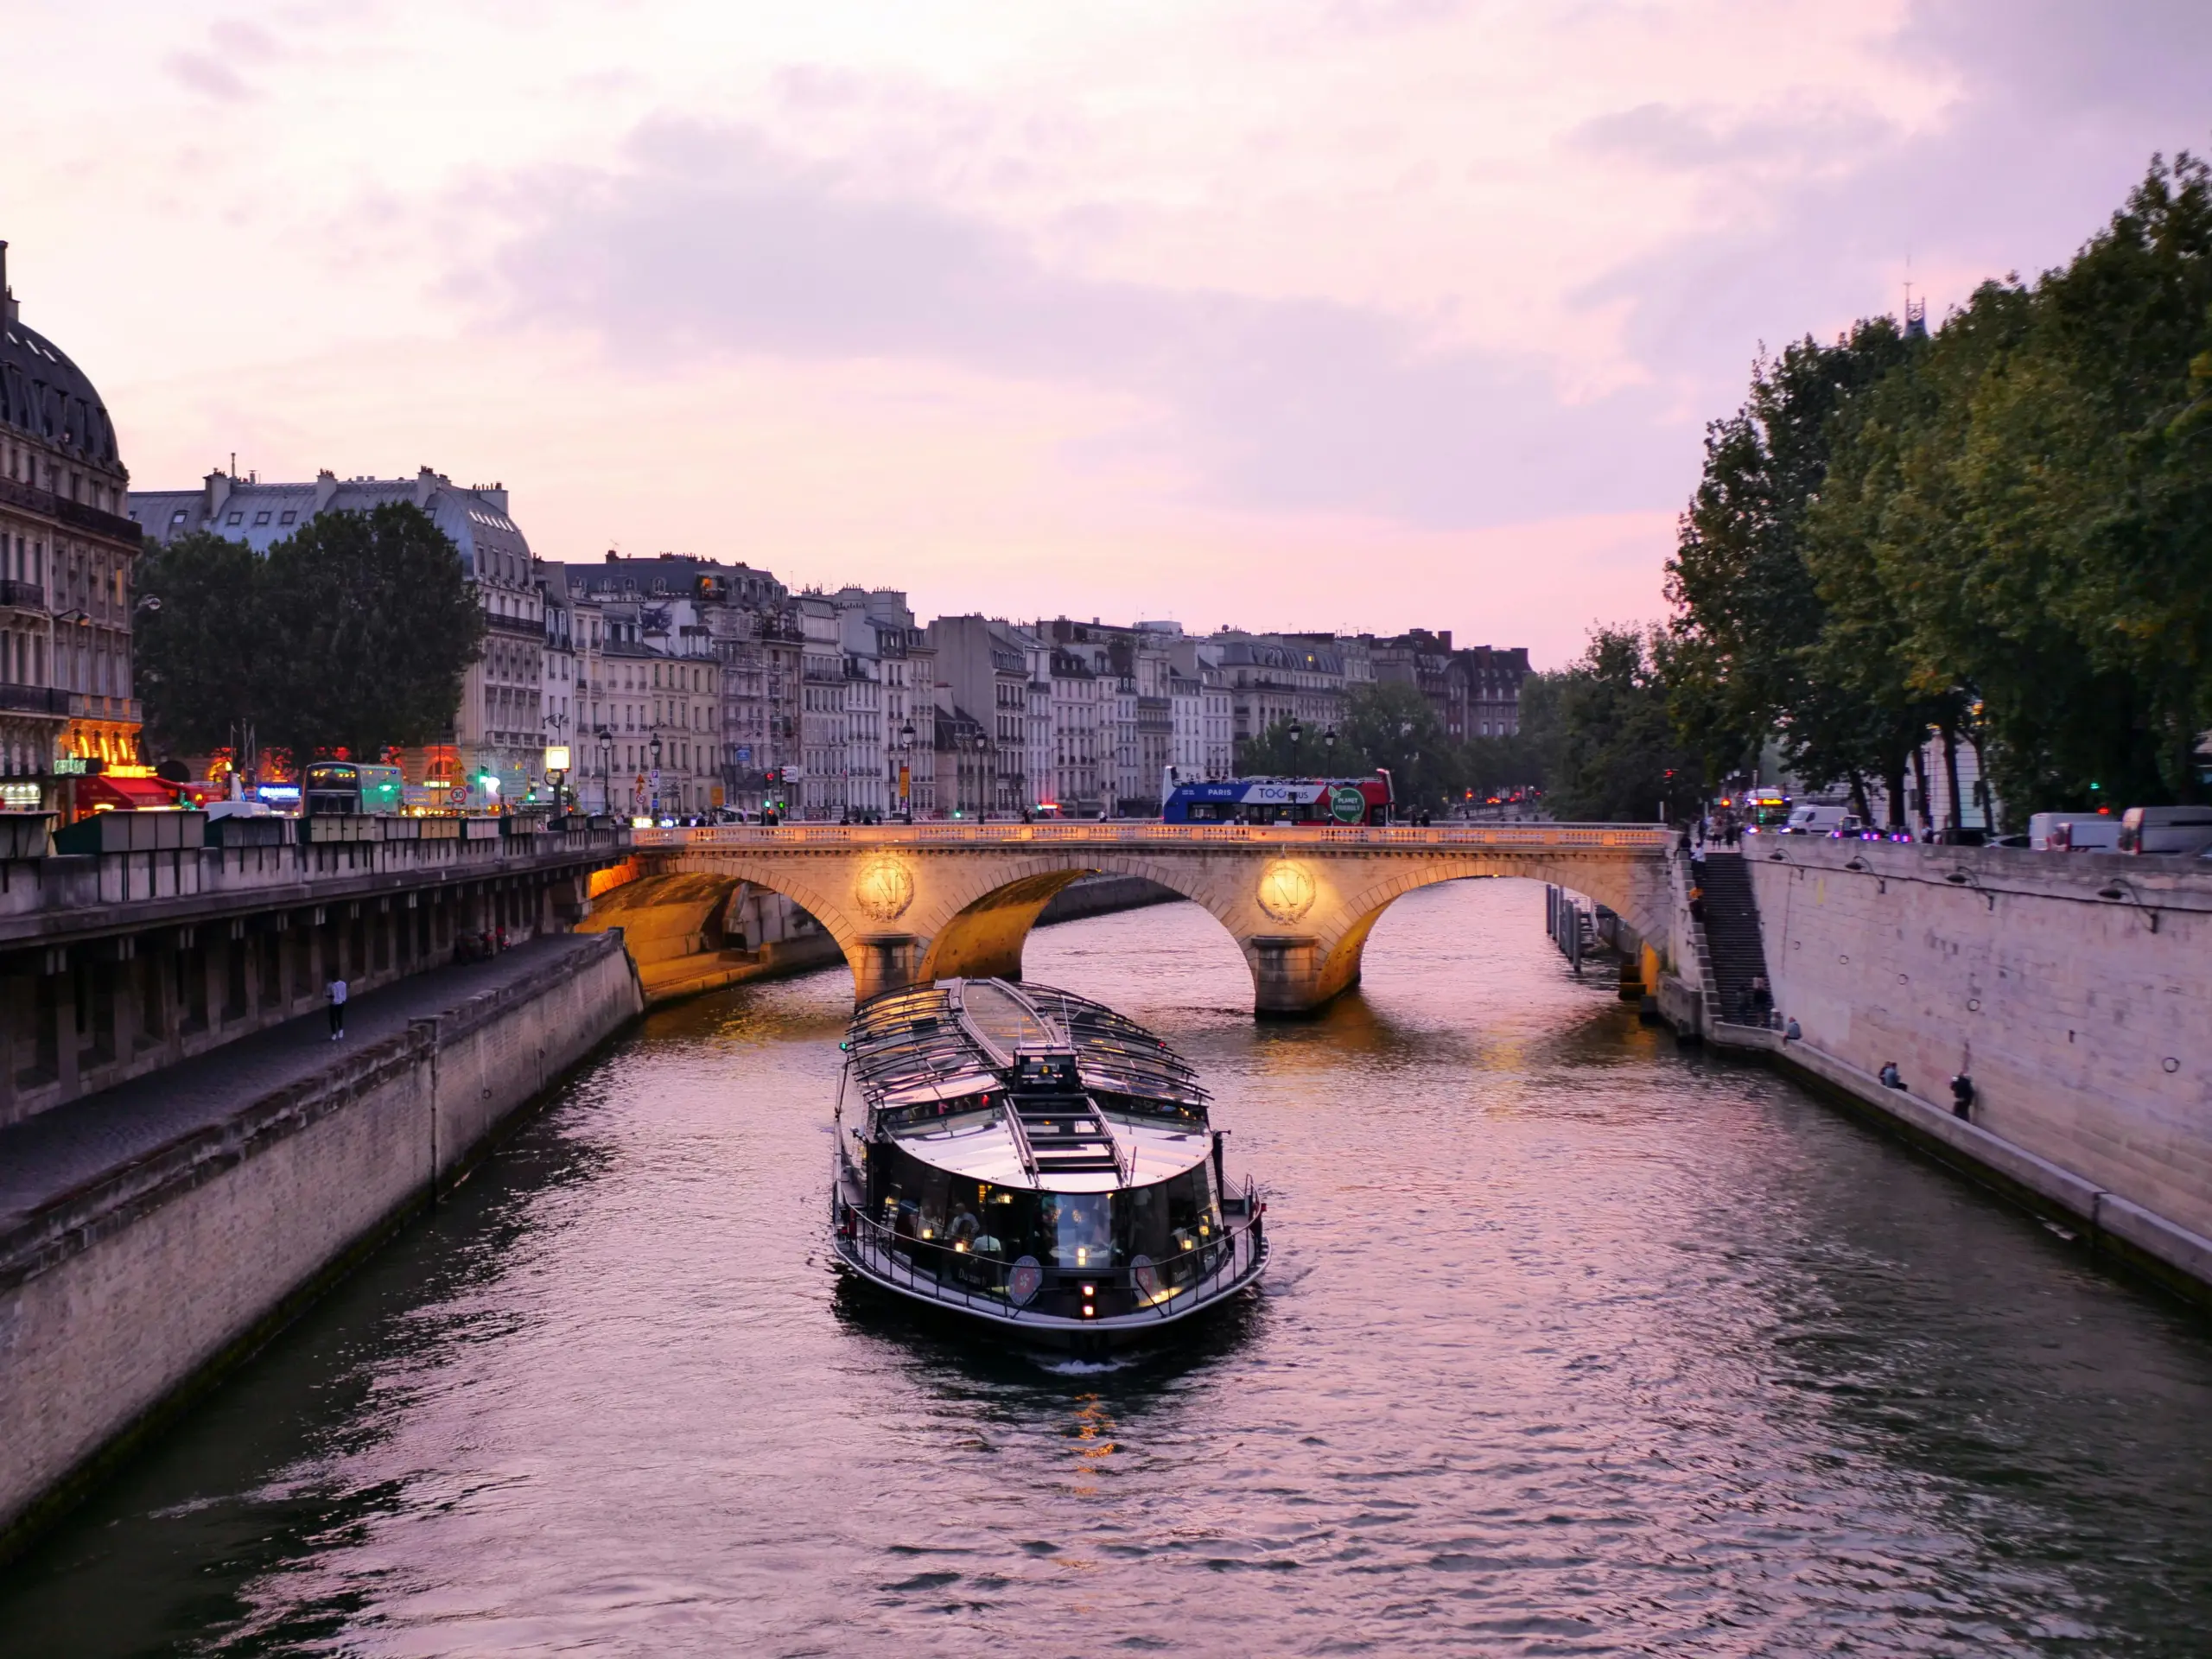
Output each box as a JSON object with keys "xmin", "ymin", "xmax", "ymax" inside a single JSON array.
[{"xmin": 622, "ymin": 822, "xmax": 1675, "ymax": 1016}]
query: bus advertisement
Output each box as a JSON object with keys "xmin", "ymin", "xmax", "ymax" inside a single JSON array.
[{"xmin": 1160, "ymin": 772, "xmax": 1394, "ymax": 826}]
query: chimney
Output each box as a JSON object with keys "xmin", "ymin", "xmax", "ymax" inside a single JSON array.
[
  {"xmin": 314, "ymin": 468, "xmax": 339, "ymax": 516},
  {"xmin": 0, "ymin": 239, "xmax": 14, "ymax": 326}
]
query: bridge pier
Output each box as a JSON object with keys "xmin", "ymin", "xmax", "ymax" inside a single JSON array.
[{"xmin": 851, "ymin": 934, "xmax": 924, "ymax": 1002}]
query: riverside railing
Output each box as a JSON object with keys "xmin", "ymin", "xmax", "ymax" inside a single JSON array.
[{"xmin": 637, "ymin": 821, "xmax": 1672, "ymax": 852}]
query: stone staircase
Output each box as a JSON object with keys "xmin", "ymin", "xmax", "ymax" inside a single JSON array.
[{"xmin": 1694, "ymin": 852, "xmax": 1772, "ymax": 1027}]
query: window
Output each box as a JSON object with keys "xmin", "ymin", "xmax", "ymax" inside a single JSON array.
[
  {"xmin": 168, "ymin": 508, "xmax": 186, "ymax": 525},
  {"xmin": 226, "ymin": 512, "xmax": 243, "ymax": 525},
  {"xmin": 252, "ymin": 512, "xmax": 271, "ymax": 526},
  {"xmin": 279, "ymin": 511, "xmax": 296, "ymax": 524}
]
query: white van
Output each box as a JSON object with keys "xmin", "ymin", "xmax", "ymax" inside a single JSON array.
[
  {"xmin": 2118, "ymin": 805, "xmax": 2212, "ymax": 856},
  {"xmin": 1781, "ymin": 804, "xmax": 1850, "ymax": 835},
  {"xmin": 2029, "ymin": 811, "xmax": 2120, "ymax": 852}
]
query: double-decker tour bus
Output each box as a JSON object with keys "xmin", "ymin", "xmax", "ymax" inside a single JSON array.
[
  {"xmin": 1159, "ymin": 770, "xmax": 1394, "ymax": 826},
  {"xmin": 302, "ymin": 760, "xmax": 405, "ymax": 817}
]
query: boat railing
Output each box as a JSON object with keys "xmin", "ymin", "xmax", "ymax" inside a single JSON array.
[{"xmin": 833, "ymin": 1185, "xmax": 1267, "ymax": 1325}]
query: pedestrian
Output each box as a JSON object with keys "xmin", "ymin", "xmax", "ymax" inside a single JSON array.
[
  {"xmin": 1950, "ymin": 1073, "xmax": 1974, "ymax": 1120},
  {"xmin": 1879, "ymin": 1060, "xmax": 1903, "ymax": 1089},
  {"xmin": 326, "ymin": 973, "xmax": 348, "ymax": 1041}
]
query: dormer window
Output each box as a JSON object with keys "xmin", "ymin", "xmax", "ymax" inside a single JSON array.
[
  {"xmin": 168, "ymin": 508, "xmax": 187, "ymax": 524},
  {"xmin": 252, "ymin": 512, "xmax": 271, "ymax": 526},
  {"xmin": 279, "ymin": 511, "xmax": 296, "ymax": 524},
  {"xmin": 226, "ymin": 512, "xmax": 243, "ymax": 525}
]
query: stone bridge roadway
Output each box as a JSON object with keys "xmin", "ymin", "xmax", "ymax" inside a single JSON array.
[{"xmin": 624, "ymin": 821, "xmax": 1675, "ymax": 1015}]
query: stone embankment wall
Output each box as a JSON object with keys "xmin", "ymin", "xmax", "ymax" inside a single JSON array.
[
  {"xmin": 0, "ymin": 933, "xmax": 642, "ymax": 1548},
  {"xmin": 1743, "ymin": 837, "xmax": 2212, "ymax": 1291}
]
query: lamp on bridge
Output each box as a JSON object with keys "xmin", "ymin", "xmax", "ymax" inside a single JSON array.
[
  {"xmin": 543, "ymin": 745, "xmax": 570, "ymax": 815},
  {"xmin": 899, "ymin": 721, "xmax": 916, "ymax": 823},
  {"xmin": 595, "ymin": 728, "xmax": 613, "ymax": 816}
]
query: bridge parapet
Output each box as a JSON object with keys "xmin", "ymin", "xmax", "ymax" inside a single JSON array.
[
  {"xmin": 632, "ymin": 821, "xmax": 1671, "ymax": 853},
  {"xmin": 631, "ymin": 820, "xmax": 1675, "ymax": 1016},
  {"xmin": 0, "ymin": 826, "xmax": 632, "ymax": 948}
]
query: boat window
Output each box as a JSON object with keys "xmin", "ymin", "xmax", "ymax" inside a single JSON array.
[{"xmin": 1041, "ymin": 1193, "xmax": 1113, "ymax": 1269}]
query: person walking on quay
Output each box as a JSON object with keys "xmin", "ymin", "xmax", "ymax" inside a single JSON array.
[{"xmin": 327, "ymin": 974, "xmax": 348, "ymax": 1041}]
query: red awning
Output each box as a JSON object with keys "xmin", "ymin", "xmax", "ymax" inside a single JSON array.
[{"xmin": 75, "ymin": 774, "xmax": 181, "ymax": 811}]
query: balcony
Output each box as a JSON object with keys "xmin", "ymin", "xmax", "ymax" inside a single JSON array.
[
  {"xmin": 485, "ymin": 610, "xmax": 543, "ymax": 637},
  {"xmin": 0, "ymin": 683, "xmax": 69, "ymax": 715},
  {"xmin": 0, "ymin": 478, "xmax": 142, "ymax": 544},
  {"xmin": 68, "ymin": 693, "xmax": 142, "ymax": 723},
  {"xmin": 0, "ymin": 578, "xmax": 46, "ymax": 611}
]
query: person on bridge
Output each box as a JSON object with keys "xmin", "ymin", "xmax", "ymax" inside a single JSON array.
[{"xmin": 326, "ymin": 975, "xmax": 348, "ymax": 1041}]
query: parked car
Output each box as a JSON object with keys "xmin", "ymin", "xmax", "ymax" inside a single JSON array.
[{"xmin": 2117, "ymin": 804, "xmax": 2212, "ymax": 856}]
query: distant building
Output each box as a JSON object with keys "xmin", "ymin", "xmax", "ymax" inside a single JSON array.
[{"xmin": 2, "ymin": 240, "xmax": 143, "ymax": 806}]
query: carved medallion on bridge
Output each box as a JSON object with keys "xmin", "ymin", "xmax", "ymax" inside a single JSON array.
[
  {"xmin": 1255, "ymin": 860, "xmax": 1317, "ymax": 925},
  {"xmin": 853, "ymin": 855, "xmax": 917, "ymax": 923}
]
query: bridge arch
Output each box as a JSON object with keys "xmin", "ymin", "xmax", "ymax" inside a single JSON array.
[{"xmin": 640, "ymin": 828, "xmax": 1675, "ymax": 1017}]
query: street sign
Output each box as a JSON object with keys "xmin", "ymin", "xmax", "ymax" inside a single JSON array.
[{"xmin": 736, "ymin": 746, "xmax": 753, "ymax": 765}]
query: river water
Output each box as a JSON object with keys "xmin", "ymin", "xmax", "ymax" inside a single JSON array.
[{"xmin": 6, "ymin": 882, "xmax": 2212, "ymax": 1656}]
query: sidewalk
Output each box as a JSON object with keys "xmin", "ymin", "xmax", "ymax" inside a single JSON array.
[{"xmin": 0, "ymin": 935, "xmax": 607, "ymax": 1236}]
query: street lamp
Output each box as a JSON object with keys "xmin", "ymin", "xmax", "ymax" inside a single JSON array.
[
  {"xmin": 596, "ymin": 728, "xmax": 613, "ymax": 816},
  {"xmin": 898, "ymin": 721, "xmax": 917, "ymax": 822},
  {"xmin": 648, "ymin": 732, "xmax": 664, "ymax": 819}
]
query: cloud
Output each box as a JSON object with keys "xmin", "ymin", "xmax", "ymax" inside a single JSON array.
[
  {"xmin": 1573, "ymin": 0, "xmax": 2212, "ymax": 401},
  {"xmin": 475, "ymin": 120, "xmax": 1681, "ymax": 531},
  {"xmin": 165, "ymin": 51, "xmax": 255, "ymax": 102}
]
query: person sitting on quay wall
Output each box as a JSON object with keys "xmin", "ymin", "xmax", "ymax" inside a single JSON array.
[
  {"xmin": 1950, "ymin": 1074, "xmax": 1975, "ymax": 1121},
  {"xmin": 1879, "ymin": 1061, "xmax": 1904, "ymax": 1090}
]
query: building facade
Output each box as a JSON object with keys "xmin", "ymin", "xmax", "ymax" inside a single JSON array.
[
  {"xmin": 130, "ymin": 466, "xmax": 538, "ymax": 806},
  {"xmin": 3, "ymin": 243, "xmax": 143, "ymax": 808}
]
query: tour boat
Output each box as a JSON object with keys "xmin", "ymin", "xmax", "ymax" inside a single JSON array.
[{"xmin": 830, "ymin": 977, "xmax": 1268, "ymax": 1349}]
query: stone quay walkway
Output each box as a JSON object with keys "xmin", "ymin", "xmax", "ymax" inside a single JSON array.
[{"xmin": 0, "ymin": 935, "xmax": 613, "ymax": 1239}]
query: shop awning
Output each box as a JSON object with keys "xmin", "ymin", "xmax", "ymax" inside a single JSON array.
[{"xmin": 75, "ymin": 773, "xmax": 182, "ymax": 811}]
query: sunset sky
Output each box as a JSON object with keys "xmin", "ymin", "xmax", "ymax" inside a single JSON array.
[{"xmin": 5, "ymin": 1, "xmax": 2204, "ymax": 664}]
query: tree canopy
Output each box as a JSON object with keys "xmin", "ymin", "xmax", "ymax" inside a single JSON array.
[
  {"xmin": 135, "ymin": 503, "xmax": 486, "ymax": 768},
  {"xmin": 1660, "ymin": 149, "xmax": 2212, "ymax": 825}
]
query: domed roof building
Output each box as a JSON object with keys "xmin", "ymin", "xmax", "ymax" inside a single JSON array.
[{"xmin": 0, "ymin": 239, "xmax": 143, "ymax": 804}]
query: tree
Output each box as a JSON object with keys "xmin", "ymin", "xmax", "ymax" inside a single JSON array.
[
  {"xmin": 1526, "ymin": 626, "xmax": 1701, "ymax": 823},
  {"xmin": 135, "ymin": 504, "xmax": 485, "ymax": 770},
  {"xmin": 132, "ymin": 531, "xmax": 269, "ymax": 756},
  {"xmin": 1236, "ymin": 682, "xmax": 1466, "ymax": 814},
  {"xmin": 1666, "ymin": 318, "xmax": 1918, "ymax": 808}
]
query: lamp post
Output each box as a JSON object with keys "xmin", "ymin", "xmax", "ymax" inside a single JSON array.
[
  {"xmin": 648, "ymin": 733, "xmax": 663, "ymax": 819},
  {"xmin": 899, "ymin": 719, "xmax": 916, "ymax": 822},
  {"xmin": 596, "ymin": 728, "xmax": 613, "ymax": 816}
]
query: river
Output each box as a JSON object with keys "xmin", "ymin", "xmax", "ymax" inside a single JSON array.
[{"xmin": 5, "ymin": 880, "xmax": 2211, "ymax": 1656}]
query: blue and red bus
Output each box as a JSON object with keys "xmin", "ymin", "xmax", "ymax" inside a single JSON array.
[{"xmin": 1160, "ymin": 771, "xmax": 1395, "ymax": 826}]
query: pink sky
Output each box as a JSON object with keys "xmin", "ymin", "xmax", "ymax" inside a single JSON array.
[{"xmin": 4, "ymin": 1, "xmax": 2202, "ymax": 664}]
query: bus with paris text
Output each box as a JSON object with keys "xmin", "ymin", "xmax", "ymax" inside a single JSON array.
[{"xmin": 1160, "ymin": 770, "xmax": 1395, "ymax": 826}]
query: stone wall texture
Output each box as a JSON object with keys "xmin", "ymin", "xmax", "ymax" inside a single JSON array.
[
  {"xmin": 0, "ymin": 933, "xmax": 643, "ymax": 1543},
  {"xmin": 1746, "ymin": 838, "xmax": 2212, "ymax": 1249}
]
